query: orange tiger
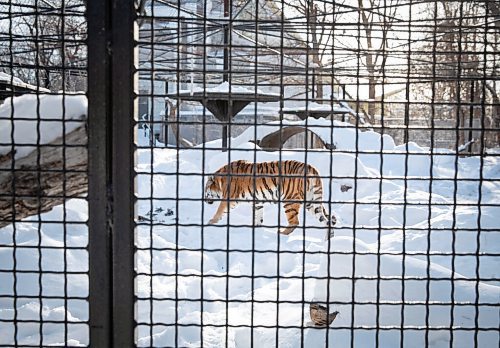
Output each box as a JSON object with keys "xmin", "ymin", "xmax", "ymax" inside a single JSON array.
[{"xmin": 204, "ymin": 160, "xmax": 336, "ymax": 239}]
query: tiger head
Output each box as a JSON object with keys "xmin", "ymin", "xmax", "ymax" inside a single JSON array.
[{"xmin": 204, "ymin": 175, "xmax": 221, "ymax": 204}]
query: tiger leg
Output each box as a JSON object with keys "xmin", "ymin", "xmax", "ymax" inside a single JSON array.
[
  {"xmin": 254, "ymin": 203, "xmax": 264, "ymax": 226},
  {"xmin": 279, "ymin": 202, "xmax": 301, "ymax": 235},
  {"xmin": 307, "ymin": 204, "xmax": 336, "ymax": 226},
  {"xmin": 208, "ymin": 200, "xmax": 238, "ymax": 224},
  {"xmin": 323, "ymin": 206, "xmax": 337, "ymax": 240},
  {"xmin": 307, "ymin": 203, "xmax": 337, "ymax": 239}
]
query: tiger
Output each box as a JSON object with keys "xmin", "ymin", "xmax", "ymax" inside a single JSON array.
[{"xmin": 204, "ymin": 160, "xmax": 336, "ymax": 239}]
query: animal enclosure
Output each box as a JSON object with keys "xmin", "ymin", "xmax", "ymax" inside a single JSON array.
[{"xmin": 0, "ymin": 0, "xmax": 499, "ymax": 347}]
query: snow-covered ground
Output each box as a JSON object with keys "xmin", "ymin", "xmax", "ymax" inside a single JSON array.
[
  {"xmin": 134, "ymin": 119, "xmax": 500, "ymax": 347},
  {"xmin": 0, "ymin": 97, "xmax": 499, "ymax": 347}
]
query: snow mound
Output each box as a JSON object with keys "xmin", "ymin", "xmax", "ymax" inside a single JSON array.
[{"xmin": 0, "ymin": 94, "xmax": 87, "ymax": 158}]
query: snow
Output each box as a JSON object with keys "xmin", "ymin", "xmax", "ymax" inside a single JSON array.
[
  {"xmin": 0, "ymin": 72, "xmax": 27, "ymax": 87},
  {"xmin": 282, "ymin": 101, "xmax": 353, "ymax": 114},
  {"xmin": 175, "ymin": 81, "xmax": 279, "ymax": 96},
  {"xmin": 0, "ymin": 198, "xmax": 89, "ymax": 347},
  {"xmin": 0, "ymin": 94, "xmax": 87, "ymax": 159},
  {"xmin": 0, "ymin": 72, "xmax": 51, "ymax": 93},
  {"xmin": 134, "ymin": 118, "xmax": 500, "ymax": 347},
  {"xmin": 0, "ymin": 95, "xmax": 499, "ymax": 347}
]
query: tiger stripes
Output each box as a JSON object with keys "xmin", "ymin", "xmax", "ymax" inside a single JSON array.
[{"xmin": 204, "ymin": 160, "xmax": 336, "ymax": 239}]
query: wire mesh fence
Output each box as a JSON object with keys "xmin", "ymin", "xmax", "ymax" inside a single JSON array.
[
  {"xmin": 0, "ymin": 0, "xmax": 88, "ymax": 346},
  {"xmin": 0, "ymin": 0, "xmax": 499, "ymax": 347},
  {"xmin": 135, "ymin": 0, "xmax": 499, "ymax": 347}
]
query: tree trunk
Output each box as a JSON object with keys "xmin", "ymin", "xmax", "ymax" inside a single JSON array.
[
  {"xmin": 358, "ymin": 0, "xmax": 377, "ymax": 123},
  {"xmin": 309, "ymin": 3, "xmax": 324, "ymax": 102},
  {"xmin": 368, "ymin": 81, "xmax": 376, "ymax": 121},
  {"xmin": 485, "ymin": 82, "xmax": 500, "ymax": 148},
  {"xmin": 0, "ymin": 125, "xmax": 87, "ymax": 228},
  {"xmin": 165, "ymin": 99, "xmax": 193, "ymax": 148}
]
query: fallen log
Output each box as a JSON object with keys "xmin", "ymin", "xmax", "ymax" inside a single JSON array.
[{"xmin": 0, "ymin": 125, "xmax": 87, "ymax": 228}]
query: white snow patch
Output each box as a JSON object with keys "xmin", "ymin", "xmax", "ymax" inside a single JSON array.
[{"xmin": 0, "ymin": 94, "xmax": 87, "ymax": 158}]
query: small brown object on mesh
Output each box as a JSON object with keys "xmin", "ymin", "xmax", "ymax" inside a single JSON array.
[{"xmin": 310, "ymin": 303, "xmax": 339, "ymax": 327}]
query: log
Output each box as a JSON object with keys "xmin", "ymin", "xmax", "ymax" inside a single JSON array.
[
  {"xmin": 257, "ymin": 126, "xmax": 328, "ymax": 151},
  {"xmin": 0, "ymin": 125, "xmax": 87, "ymax": 228}
]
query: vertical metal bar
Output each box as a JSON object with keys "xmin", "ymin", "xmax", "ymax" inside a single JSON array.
[
  {"xmin": 88, "ymin": 0, "xmax": 112, "ymax": 346},
  {"xmin": 468, "ymin": 81, "xmax": 475, "ymax": 153},
  {"xmin": 111, "ymin": 0, "xmax": 136, "ymax": 346},
  {"xmin": 222, "ymin": 21, "xmax": 229, "ymax": 151},
  {"xmin": 88, "ymin": 0, "xmax": 136, "ymax": 347},
  {"xmin": 223, "ymin": 24, "xmax": 229, "ymax": 83},
  {"xmin": 165, "ymin": 82, "xmax": 169, "ymax": 146},
  {"xmin": 222, "ymin": 0, "xmax": 230, "ymax": 151},
  {"xmin": 222, "ymin": 126, "xmax": 228, "ymax": 150},
  {"xmin": 311, "ymin": 68, "xmax": 315, "ymax": 100}
]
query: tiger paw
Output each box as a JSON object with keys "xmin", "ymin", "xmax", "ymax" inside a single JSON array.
[
  {"xmin": 279, "ymin": 228, "xmax": 289, "ymax": 235},
  {"xmin": 208, "ymin": 218, "xmax": 219, "ymax": 224},
  {"xmin": 329, "ymin": 215, "xmax": 337, "ymax": 226}
]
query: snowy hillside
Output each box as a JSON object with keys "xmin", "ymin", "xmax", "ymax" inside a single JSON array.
[{"xmin": 0, "ymin": 96, "xmax": 499, "ymax": 346}]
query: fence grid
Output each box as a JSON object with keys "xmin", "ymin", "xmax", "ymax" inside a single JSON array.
[
  {"xmin": 0, "ymin": 0, "xmax": 88, "ymax": 347},
  {"xmin": 0, "ymin": 0, "xmax": 499, "ymax": 347},
  {"xmin": 134, "ymin": 0, "xmax": 499, "ymax": 347}
]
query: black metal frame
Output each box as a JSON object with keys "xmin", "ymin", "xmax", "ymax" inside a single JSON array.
[
  {"xmin": 88, "ymin": 0, "xmax": 136, "ymax": 347},
  {"xmin": 0, "ymin": 0, "xmax": 499, "ymax": 347}
]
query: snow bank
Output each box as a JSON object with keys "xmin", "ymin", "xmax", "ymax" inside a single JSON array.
[
  {"xmin": 0, "ymin": 94, "xmax": 87, "ymax": 159},
  {"xmin": 0, "ymin": 198, "xmax": 89, "ymax": 347}
]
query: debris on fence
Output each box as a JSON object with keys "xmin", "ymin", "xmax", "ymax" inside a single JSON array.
[{"xmin": 309, "ymin": 303, "xmax": 340, "ymax": 327}]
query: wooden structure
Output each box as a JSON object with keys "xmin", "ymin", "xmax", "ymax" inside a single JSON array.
[{"xmin": 167, "ymin": 87, "xmax": 280, "ymax": 150}]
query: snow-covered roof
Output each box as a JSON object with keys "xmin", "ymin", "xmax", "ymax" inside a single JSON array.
[
  {"xmin": 174, "ymin": 81, "xmax": 279, "ymax": 96},
  {"xmin": 144, "ymin": 3, "xmax": 197, "ymax": 18},
  {"xmin": 283, "ymin": 101, "xmax": 353, "ymax": 113},
  {"xmin": 0, "ymin": 72, "xmax": 50, "ymax": 93}
]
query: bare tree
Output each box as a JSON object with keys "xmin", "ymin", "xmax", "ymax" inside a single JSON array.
[
  {"xmin": 0, "ymin": 0, "xmax": 86, "ymax": 91},
  {"xmin": 165, "ymin": 99, "xmax": 194, "ymax": 148},
  {"xmin": 354, "ymin": 0, "xmax": 401, "ymax": 122},
  {"xmin": 257, "ymin": 0, "xmax": 401, "ymax": 121},
  {"xmin": 275, "ymin": 0, "xmax": 344, "ymax": 101},
  {"xmin": 411, "ymin": 1, "xmax": 499, "ymax": 150}
]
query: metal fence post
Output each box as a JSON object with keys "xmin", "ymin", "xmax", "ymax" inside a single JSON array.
[{"xmin": 88, "ymin": 0, "xmax": 136, "ymax": 346}]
